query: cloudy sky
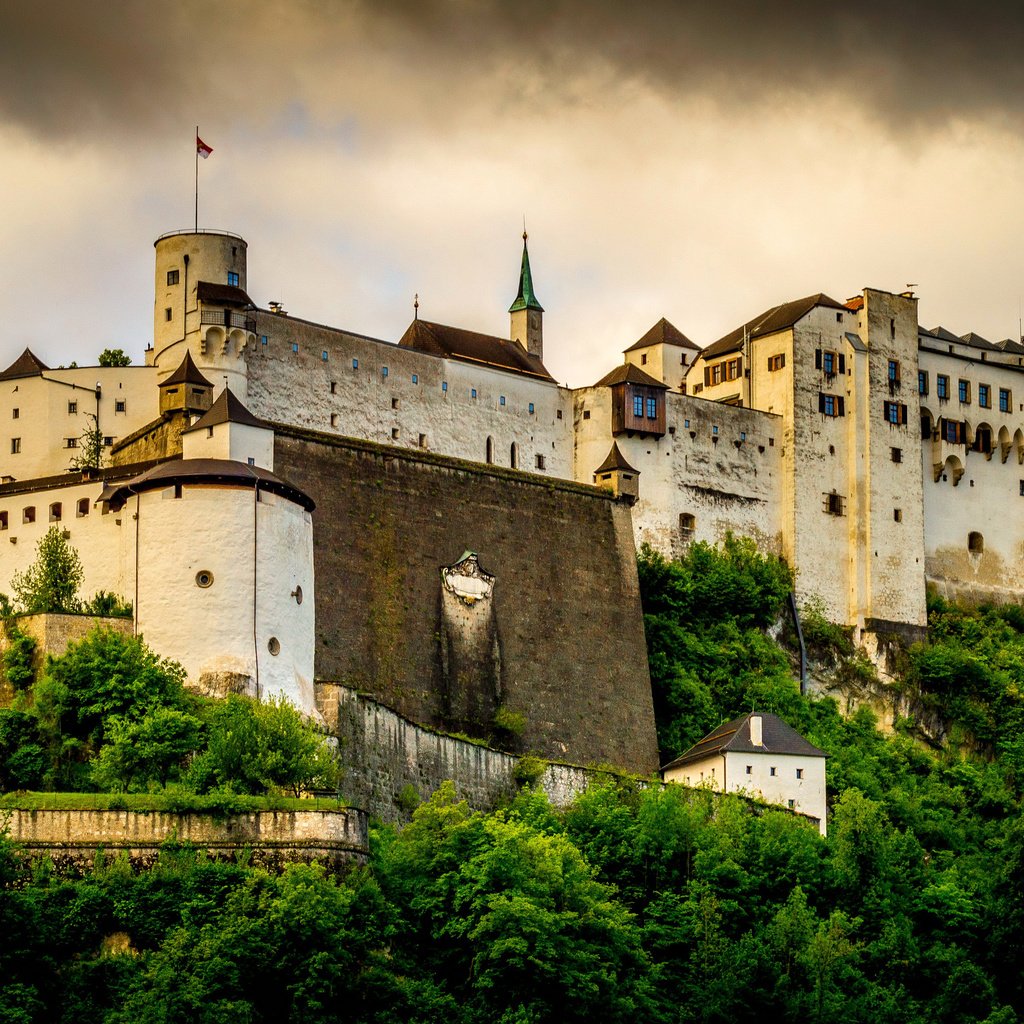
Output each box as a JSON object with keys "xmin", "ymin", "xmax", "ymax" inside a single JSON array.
[{"xmin": 3, "ymin": 1, "xmax": 1024, "ymax": 386}]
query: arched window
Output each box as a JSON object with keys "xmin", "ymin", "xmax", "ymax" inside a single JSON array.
[
  {"xmin": 486, "ymin": 437, "xmax": 494, "ymax": 464},
  {"xmin": 49, "ymin": 502, "xmax": 62, "ymax": 522},
  {"xmin": 968, "ymin": 531, "xmax": 984, "ymax": 554},
  {"xmin": 77, "ymin": 498, "xmax": 90, "ymax": 517},
  {"xmin": 510, "ymin": 442, "xmax": 518, "ymax": 469}
]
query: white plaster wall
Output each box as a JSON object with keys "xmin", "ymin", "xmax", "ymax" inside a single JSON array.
[
  {"xmin": 664, "ymin": 750, "xmax": 826, "ymax": 835},
  {"xmin": 572, "ymin": 384, "xmax": 782, "ymax": 558},
  {"xmin": 182, "ymin": 421, "xmax": 275, "ymax": 470},
  {"xmin": 624, "ymin": 342, "xmax": 691, "ymax": 392},
  {"xmin": 0, "ymin": 367, "xmax": 158, "ymax": 482},
  {"xmin": 0, "ymin": 479, "xmax": 126, "ymax": 603},
  {"xmin": 130, "ymin": 482, "xmax": 314, "ymax": 713},
  {"xmin": 244, "ymin": 313, "xmax": 575, "ymax": 477}
]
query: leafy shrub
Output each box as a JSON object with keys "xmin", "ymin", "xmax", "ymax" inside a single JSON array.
[{"xmin": 2, "ymin": 624, "xmax": 37, "ymax": 690}]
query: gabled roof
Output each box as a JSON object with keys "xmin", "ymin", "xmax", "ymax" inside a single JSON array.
[
  {"xmin": 594, "ymin": 442, "xmax": 639, "ymax": 475},
  {"xmin": 105, "ymin": 458, "xmax": 313, "ymax": 512},
  {"xmin": 662, "ymin": 712, "xmax": 826, "ymax": 771},
  {"xmin": 160, "ymin": 351, "xmax": 213, "ymax": 389},
  {"xmin": 624, "ymin": 317, "xmax": 699, "ymax": 353},
  {"xmin": 398, "ymin": 319, "xmax": 555, "ymax": 381},
  {"xmin": 508, "ymin": 234, "xmax": 544, "ymax": 314},
  {"xmin": 700, "ymin": 293, "xmax": 847, "ymax": 361},
  {"xmin": 960, "ymin": 331, "xmax": 999, "ymax": 352},
  {"xmin": 592, "ymin": 362, "xmax": 668, "ymax": 389},
  {"xmin": 996, "ymin": 338, "xmax": 1024, "ymax": 355},
  {"xmin": 925, "ymin": 325, "xmax": 962, "ymax": 343},
  {"xmin": 182, "ymin": 388, "xmax": 264, "ymax": 434},
  {"xmin": 196, "ymin": 281, "xmax": 254, "ymax": 308},
  {"xmin": 0, "ymin": 348, "xmax": 49, "ymax": 381}
]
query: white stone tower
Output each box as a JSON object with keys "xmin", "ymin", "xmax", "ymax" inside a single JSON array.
[{"xmin": 152, "ymin": 230, "xmax": 253, "ymax": 399}]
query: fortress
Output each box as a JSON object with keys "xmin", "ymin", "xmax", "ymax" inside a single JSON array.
[{"xmin": 0, "ymin": 228, "xmax": 1018, "ymax": 773}]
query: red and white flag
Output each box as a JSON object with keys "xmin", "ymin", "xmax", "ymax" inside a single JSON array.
[{"xmin": 196, "ymin": 135, "xmax": 213, "ymax": 159}]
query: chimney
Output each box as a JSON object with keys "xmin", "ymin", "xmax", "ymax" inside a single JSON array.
[{"xmin": 749, "ymin": 715, "xmax": 763, "ymax": 747}]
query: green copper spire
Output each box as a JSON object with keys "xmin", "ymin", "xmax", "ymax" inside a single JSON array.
[{"xmin": 509, "ymin": 232, "xmax": 544, "ymax": 313}]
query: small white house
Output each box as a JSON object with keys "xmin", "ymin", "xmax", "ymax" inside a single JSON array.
[{"xmin": 662, "ymin": 712, "xmax": 828, "ymax": 835}]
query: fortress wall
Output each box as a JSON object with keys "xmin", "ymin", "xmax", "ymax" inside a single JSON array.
[
  {"xmin": 4, "ymin": 807, "xmax": 368, "ymax": 873},
  {"xmin": 317, "ymin": 682, "xmax": 620, "ymax": 823},
  {"xmin": 276, "ymin": 427, "xmax": 660, "ymax": 773}
]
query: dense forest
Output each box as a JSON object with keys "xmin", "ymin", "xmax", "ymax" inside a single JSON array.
[{"xmin": 1, "ymin": 537, "xmax": 1023, "ymax": 1022}]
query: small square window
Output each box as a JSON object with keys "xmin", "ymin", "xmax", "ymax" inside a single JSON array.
[
  {"xmin": 788, "ymin": 799, "xmax": 795, "ymax": 809},
  {"xmin": 583, "ymin": 410, "xmax": 590, "ymax": 420},
  {"xmin": 167, "ymin": 269, "xmax": 179, "ymax": 285},
  {"xmin": 11, "ymin": 409, "xmax": 18, "ymax": 420},
  {"xmin": 745, "ymin": 765, "xmax": 752, "ymax": 775},
  {"xmin": 441, "ymin": 381, "xmax": 447, "ymax": 392},
  {"xmin": 535, "ymin": 454, "xmax": 546, "ymax": 470},
  {"xmin": 769, "ymin": 437, "xmax": 775, "ymax": 446},
  {"xmin": 291, "ymin": 343, "xmax": 299, "ymax": 353},
  {"xmin": 556, "ymin": 409, "xmax": 562, "ymax": 419},
  {"xmin": 529, "ymin": 403, "xmax": 535, "ymax": 414},
  {"xmin": 382, "ymin": 366, "xmax": 388, "ymax": 377},
  {"xmin": 165, "ymin": 307, "xmax": 172, "ymax": 322},
  {"xmin": 769, "ymin": 766, "xmax": 777, "ymax": 777},
  {"xmin": 330, "ymin": 413, "xmax": 338, "ymax": 427},
  {"xmin": 412, "ymin": 374, "xmax": 418, "ymax": 384},
  {"xmin": 391, "ymin": 428, "xmax": 400, "ymax": 440},
  {"xmin": 247, "ymin": 457, "xmax": 255, "ymax": 466},
  {"xmin": 22, "ymin": 505, "xmax": 34, "ymax": 523},
  {"xmin": 471, "ymin": 388, "xmax": 477, "ymax": 399},
  {"xmin": 103, "ymin": 436, "xmax": 113, "ymax": 446},
  {"xmin": 796, "ymin": 768, "xmax": 803, "ymax": 779},
  {"xmin": 261, "ymin": 335, "xmax": 269, "ymax": 346},
  {"xmin": 684, "ymin": 419, "xmax": 690, "ymax": 429},
  {"xmin": 352, "ymin": 358, "xmax": 358, "ymax": 369},
  {"xmin": 740, "ymin": 431, "xmax": 746, "ymax": 441},
  {"xmin": 500, "ymin": 396, "xmax": 506, "ymax": 406},
  {"xmin": 392, "ymin": 398, "xmax": 399, "ymax": 409},
  {"xmin": 115, "ymin": 400, "xmax": 126, "ymax": 413},
  {"xmin": 65, "ymin": 437, "xmax": 78, "ymax": 449},
  {"xmin": 712, "ymin": 425, "xmax": 718, "ymax": 435},
  {"xmin": 894, "ymin": 508, "xmax": 903, "ymax": 522},
  {"xmin": 891, "ymin": 447, "xmax": 902, "ymax": 463},
  {"xmin": 227, "ymin": 271, "xmax": 239, "ymax": 287},
  {"xmin": 418, "ymin": 433, "xmax": 427, "ymax": 448},
  {"xmin": 68, "ymin": 401, "xmax": 77, "ymax": 414},
  {"xmin": 641, "ymin": 353, "xmax": 647, "ymax": 364},
  {"xmin": 322, "ymin": 350, "xmax": 328, "ymax": 361}
]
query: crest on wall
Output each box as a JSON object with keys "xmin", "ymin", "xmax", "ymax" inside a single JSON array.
[{"xmin": 441, "ymin": 551, "xmax": 495, "ymax": 606}]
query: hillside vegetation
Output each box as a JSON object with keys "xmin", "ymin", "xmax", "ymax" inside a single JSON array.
[{"xmin": 0, "ymin": 538, "xmax": 1022, "ymax": 1022}]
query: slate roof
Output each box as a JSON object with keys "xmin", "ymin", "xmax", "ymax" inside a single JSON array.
[
  {"xmin": 182, "ymin": 388, "xmax": 264, "ymax": 434},
  {"xmin": 159, "ymin": 351, "xmax": 213, "ymax": 388},
  {"xmin": 960, "ymin": 331, "xmax": 999, "ymax": 351},
  {"xmin": 196, "ymin": 281, "xmax": 254, "ymax": 308},
  {"xmin": 104, "ymin": 458, "xmax": 313, "ymax": 512},
  {"xmin": 592, "ymin": 362, "xmax": 668, "ymax": 389},
  {"xmin": 996, "ymin": 338, "xmax": 1024, "ymax": 355},
  {"xmin": 398, "ymin": 319, "xmax": 555, "ymax": 381},
  {"xmin": 662, "ymin": 712, "xmax": 826, "ymax": 772},
  {"xmin": 700, "ymin": 294, "xmax": 847, "ymax": 361},
  {"xmin": 594, "ymin": 442, "xmax": 639, "ymax": 475},
  {"xmin": 624, "ymin": 317, "xmax": 700, "ymax": 353},
  {"xmin": 0, "ymin": 348, "xmax": 49, "ymax": 381}
]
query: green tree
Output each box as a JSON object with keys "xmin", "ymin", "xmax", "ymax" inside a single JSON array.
[
  {"xmin": 2, "ymin": 624, "xmax": 37, "ymax": 689},
  {"xmin": 10, "ymin": 526, "xmax": 83, "ymax": 614},
  {"xmin": 0, "ymin": 708, "xmax": 45, "ymax": 790},
  {"xmin": 91, "ymin": 707, "xmax": 204, "ymax": 791},
  {"xmin": 98, "ymin": 348, "xmax": 131, "ymax": 367},
  {"xmin": 69, "ymin": 412, "xmax": 104, "ymax": 471}
]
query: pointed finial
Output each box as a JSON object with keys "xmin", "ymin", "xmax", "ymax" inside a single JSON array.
[{"xmin": 414, "ymin": 293, "xmax": 419, "ymax": 321}]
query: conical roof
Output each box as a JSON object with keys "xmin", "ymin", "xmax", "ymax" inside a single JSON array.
[
  {"xmin": 160, "ymin": 351, "xmax": 213, "ymax": 388},
  {"xmin": 594, "ymin": 442, "xmax": 639, "ymax": 475},
  {"xmin": 508, "ymin": 233, "xmax": 544, "ymax": 314},
  {"xmin": 0, "ymin": 348, "xmax": 49, "ymax": 381},
  {"xmin": 182, "ymin": 388, "xmax": 264, "ymax": 433}
]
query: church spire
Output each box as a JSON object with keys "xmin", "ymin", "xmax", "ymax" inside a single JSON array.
[
  {"xmin": 509, "ymin": 232, "xmax": 544, "ymax": 314},
  {"xmin": 509, "ymin": 231, "xmax": 544, "ymax": 360}
]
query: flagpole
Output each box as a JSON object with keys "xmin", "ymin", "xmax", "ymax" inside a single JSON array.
[{"xmin": 194, "ymin": 125, "xmax": 199, "ymax": 232}]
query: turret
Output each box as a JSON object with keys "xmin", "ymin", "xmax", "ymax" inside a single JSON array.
[
  {"xmin": 152, "ymin": 230, "xmax": 252, "ymax": 399},
  {"xmin": 509, "ymin": 232, "xmax": 544, "ymax": 361}
]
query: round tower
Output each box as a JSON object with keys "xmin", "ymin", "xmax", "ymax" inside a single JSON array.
[{"xmin": 153, "ymin": 231, "xmax": 252, "ymax": 398}]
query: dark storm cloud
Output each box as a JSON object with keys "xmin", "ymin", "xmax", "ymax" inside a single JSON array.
[{"xmin": 2, "ymin": 0, "xmax": 1023, "ymax": 138}]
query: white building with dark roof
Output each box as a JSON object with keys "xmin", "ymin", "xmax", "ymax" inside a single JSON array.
[{"xmin": 662, "ymin": 712, "xmax": 828, "ymax": 835}]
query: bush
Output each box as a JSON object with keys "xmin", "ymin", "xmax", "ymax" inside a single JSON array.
[{"xmin": 2, "ymin": 625, "xmax": 37, "ymax": 690}]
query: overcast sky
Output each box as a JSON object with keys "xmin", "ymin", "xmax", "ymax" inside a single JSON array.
[{"xmin": 3, "ymin": 1, "xmax": 1024, "ymax": 386}]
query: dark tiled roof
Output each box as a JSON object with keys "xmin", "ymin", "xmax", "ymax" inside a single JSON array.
[
  {"xmin": 182, "ymin": 389, "xmax": 264, "ymax": 434},
  {"xmin": 996, "ymin": 338, "xmax": 1024, "ymax": 355},
  {"xmin": 662, "ymin": 712, "xmax": 826, "ymax": 771},
  {"xmin": 105, "ymin": 458, "xmax": 313, "ymax": 512},
  {"xmin": 196, "ymin": 281, "xmax": 254, "ymax": 308},
  {"xmin": 160, "ymin": 351, "xmax": 213, "ymax": 388},
  {"xmin": 592, "ymin": 362, "xmax": 668, "ymax": 389},
  {"xmin": 594, "ymin": 442, "xmax": 639, "ymax": 475},
  {"xmin": 398, "ymin": 319, "xmax": 555, "ymax": 382},
  {"xmin": 624, "ymin": 317, "xmax": 699, "ymax": 353},
  {"xmin": 0, "ymin": 348, "xmax": 49, "ymax": 381},
  {"xmin": 701, "ymin": 294, "xmax": 847, "ymax": 361},
  {"xmin": 960, "ymin": 331, "xmax": 999, "ymax": 351},
  {"xmin": 926, "ymin": 325, "xmax": 962, "ymax": 343}
]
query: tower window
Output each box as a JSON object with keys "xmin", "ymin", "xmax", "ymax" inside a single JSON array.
[
  {"xmin": 167, "ymin": 269, "xmax": 179, "ymax": 285},
  {"xmin": 227, "ymin": 271, "xmax": 239, "ymax": 287},
  {"xmin": 646, "ymin": 396, "xmax": 657, "ymax": 418}
]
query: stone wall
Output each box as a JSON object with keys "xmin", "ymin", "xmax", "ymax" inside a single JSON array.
[
  {"xmin": 277, "ymin": 427, "xmax": 659, "ymax": 773},
  {"xmin": 317, "ymin": 682, "xmax": 622, "ymax": 823},
  {"xmin": 3, "ymin": 807, "xmax": 367, "ymax": 873}
]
